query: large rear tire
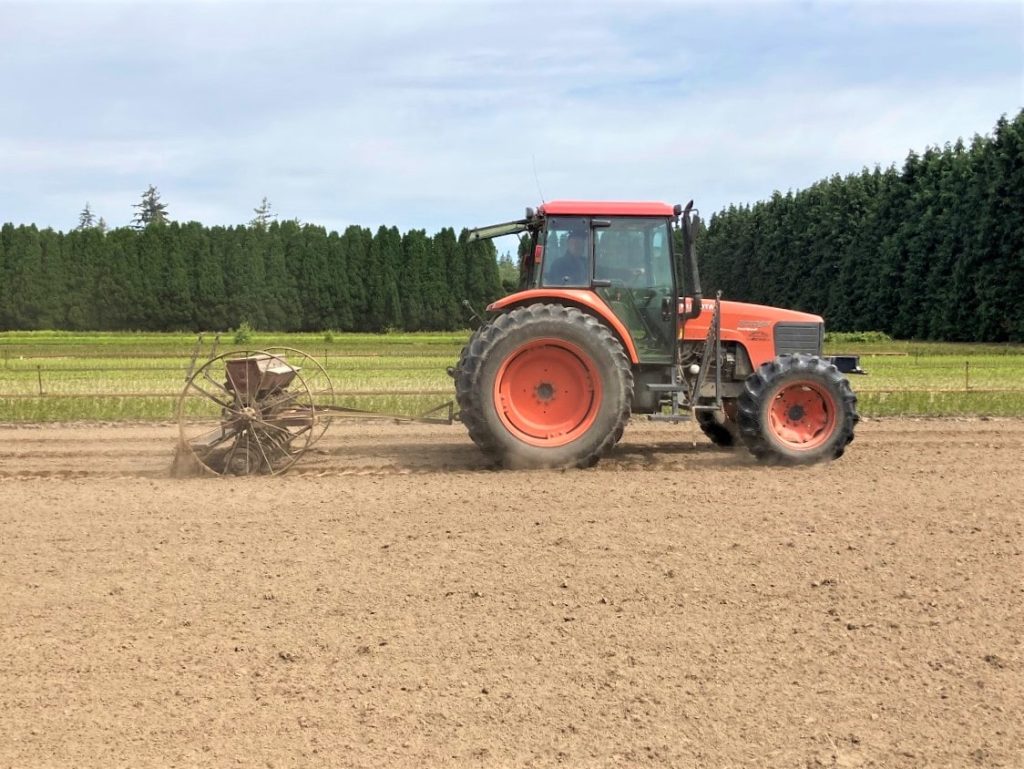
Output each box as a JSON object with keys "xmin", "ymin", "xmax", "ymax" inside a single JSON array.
[
  {"xmin": 455, "ymin": 304, "xmax": 633, "ymax": 468},
  {"xmin": 737, "ymin": 353, "xmax": 858, "ymax": 464}
]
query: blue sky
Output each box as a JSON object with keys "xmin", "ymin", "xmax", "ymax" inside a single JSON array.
[{"xmin": 1, "ymin": 0, "xmax": 1021, "ymax": 239}]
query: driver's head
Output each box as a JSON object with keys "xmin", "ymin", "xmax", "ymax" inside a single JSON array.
[{"xmin": 566, "ymin": 231, "xmax": 585, "ymax": 258}]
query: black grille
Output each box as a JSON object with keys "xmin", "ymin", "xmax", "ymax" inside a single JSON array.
[{"xmin": 774, "ymin": 322, "xmax": 823, "ymax": 356}]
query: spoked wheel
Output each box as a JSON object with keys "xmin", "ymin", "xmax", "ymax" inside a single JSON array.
[
  {"xmin": 737, "ymin": 353, "xmax": 858, "ymax": 464},
  {"xmin": 455, "ymin": 304, "xmax": 633, "ymax": 469},
  {"xmin": 260, "ymin": 346, "xmax": 335, "ymax": 446},
  {"xmin": 177, "ymin": 350, "xmax": 317, "ymax": 476}
]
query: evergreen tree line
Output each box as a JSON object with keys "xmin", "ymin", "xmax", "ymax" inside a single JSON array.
[
  {"xmin": 0, "ymin": 219, "xmax": 502, "ymax": 332},
  {"xmin": 698, "ymin": 110, "xmax": 1024, "ymax": 342}
]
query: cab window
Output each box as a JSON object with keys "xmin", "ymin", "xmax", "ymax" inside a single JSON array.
[{"xmin": 540, "ymin": 217, "xmax": 590, "ymax": 287}]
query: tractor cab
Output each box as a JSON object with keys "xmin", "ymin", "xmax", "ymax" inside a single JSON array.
[{"xmin": 471, "ymin": 200, "xmax": 694, "ymax": 365}]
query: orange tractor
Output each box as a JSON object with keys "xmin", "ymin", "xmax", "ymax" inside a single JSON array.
[{"xmin": 453, "ymin": 200, "xmax": 859, "ymax": 468}]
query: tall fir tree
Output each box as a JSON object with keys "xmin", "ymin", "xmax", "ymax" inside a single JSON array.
[
  {"xmin": 63, "ymin": 227, "xmax": 103, "ymax": 329},
  {"xmin": 326, "ymin": 229, "xmax": 355, "ymax": 331},
  {"xmin": 0, "ymin": 223, "xmax": 10, "ymax": 328},
  {"xmin": 434, "ymin": 227, "xmax": 464, "ymax": 329},
  {"xmin": 420, "ymin": 229, "xmax": 450, "ymax": 330},
  {"xmin": 183, "ymin": 223, "xmax": 227, "ymax": 330},
  {"xmin": 77, "ymin": 202, "xmax": 97, "ymax": 230},
  {"xmin": 399, "ymin": 229, "xmax": 428, "ymax": 331},
  {"xmin": 132, "ymin": 185, "xmax": 169, "ymax": 229},
  {"xmin": 250, "ymin": 197, "xmax": 276, "ymax": 231}
]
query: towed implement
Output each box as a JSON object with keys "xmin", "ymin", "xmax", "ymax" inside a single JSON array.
[
  {"xmin": 175, "ymin": 199, "xmax": 858, "ymax": 476},
  {"xmin": 174, "ymin": 344, "xmax": 451, "ymax": 476}
]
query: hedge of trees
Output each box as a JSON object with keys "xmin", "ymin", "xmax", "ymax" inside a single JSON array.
[
  {"xmin": 2, "ymin": 111, "xmax": 1020, "ymax": 339},
  {"xmin": 699, "ymin": 110, "xmax": 1024, "ymax": 342},
  {"xmin": 0, "ymin": 219, "xmax": 502, "ymax": 332}
]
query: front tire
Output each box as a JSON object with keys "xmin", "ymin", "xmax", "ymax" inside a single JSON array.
[
  {"xmin": 737, "ymin": 353, "xmax": 858, "ymax": 464},
  {"xmin": 696, "ymin": 398, "xmax": 739, "ymax": 448},
  {"xmin": 455, "ymin": 304, "xmax": 633, "ymax": 468}
]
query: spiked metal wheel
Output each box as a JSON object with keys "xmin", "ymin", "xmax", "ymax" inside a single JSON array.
[{"xmin": 177, "ymin": 350, "xmax": 318, "ymax": 476}]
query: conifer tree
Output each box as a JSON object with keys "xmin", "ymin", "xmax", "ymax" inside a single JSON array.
[
  {"xmin": 94, "ymin": 229, "xmax": 139, "ymax": 330},
  {"xmin": 461, "ymin": 228, "xmax": 502, "ymax": 316},
  {"xmin": 155, "ymin": 222, "xmax": 194, "ymax": 329},
  {"xmin": 293, "ymin": 224, "xmax": 334, "ymax": 330},
  {"xmin": 365, "ymin": 226, "xmax": 402, "ymax": 330},
  {"xmin": 132, "ymin": 185, "xmax": 169, "ymax": 229},
  {"xmin": 340, "ymin": 225, "xmax": 373, "ymax": 331},
  {"xmin": 399, "ymin": 229, "xmax": 428, "ymax": 331},
  {"xmin": 223, "ymin": 225, "xmax": 266, "ymax": 329},
  {"xmin": 434, "ymin": 227, "xmax": 464, "ymax": 329},
  {"xmin": 63, "ymin": 228, "xmax": 103, "ymax": 328},
  {"xmin": 77, "ymin": 202, "xmax": 97, "ymax": 230},
  {"xmin": 261, "ymin": 221, "xmax": 302, "ymax": 331},
  {"xmin": 250, "ymin": 197, "xmax": 277, "ymax": 230},
  {"xmin": 183, "ymin": 223, "xmax": 227, "ymax": 330},
  {"xmin": 419, "ymin": 229, "xmax": 449, "ymax": 330},
  {"xmin": 5, "ymin": 226, "xmax": 46, "ymax": 328},
  {"xmin": 326, "ymin": 229, "xmax": 355, "ymax": 331},
  {"xmin": 0, "ymin": 223, "xmax": 10, "ymax": 328}
]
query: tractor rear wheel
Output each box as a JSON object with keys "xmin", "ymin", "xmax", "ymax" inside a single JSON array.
[
  {"xmin": 455, "ymin": 304, "xmax": 633, "ymax": 468},
  {"xmin": 737, "ymin": 353, "xmax": 858, "ymax": 464}
]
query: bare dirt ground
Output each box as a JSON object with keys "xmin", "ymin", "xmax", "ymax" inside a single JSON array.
[{"xmin": 0, "ymin": 418, "xmax": 1021, "ymax": 768}]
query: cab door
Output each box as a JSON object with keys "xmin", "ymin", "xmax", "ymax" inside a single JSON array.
[{"xmin": 592, "ymin": 217, "xmax": 677, "ymax": 365}]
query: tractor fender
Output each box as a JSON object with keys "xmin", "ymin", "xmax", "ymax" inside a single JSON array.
[{"xmin": 486, "ymin": 289, "xmax": 640, "ymax": 364}]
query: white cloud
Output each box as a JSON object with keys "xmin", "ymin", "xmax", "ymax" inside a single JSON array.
[{"xmin": 0, "ymin": 0, "xmax": 1020, "ymax": 231}]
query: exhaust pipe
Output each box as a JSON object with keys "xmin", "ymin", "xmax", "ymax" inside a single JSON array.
[{"xmin": 678, "ymin": 200, "xmax": 703, "ymax": 321}]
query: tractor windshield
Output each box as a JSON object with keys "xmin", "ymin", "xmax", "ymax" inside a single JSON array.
[{"xmin": 592, "ymin": 218, "xmax": 672, "ymax": 289}]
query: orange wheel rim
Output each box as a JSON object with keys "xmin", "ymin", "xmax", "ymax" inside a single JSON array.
[
  {"xmin": 767, "ymin": 380, "xmax": 837, "ymax": 450},
  {"xmin": 494, "ymin": 338, "xmax": 602, "ymax": 448}
]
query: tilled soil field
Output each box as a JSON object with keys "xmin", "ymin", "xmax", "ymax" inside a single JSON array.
[{"xmin": 0, "ymin": 418, "xmax": 1021, "ymax": 768}]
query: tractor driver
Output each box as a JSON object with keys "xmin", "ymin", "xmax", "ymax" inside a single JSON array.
[{"xmin": 545, "ymin": 230, "xmax": 589, "ymax": 286}]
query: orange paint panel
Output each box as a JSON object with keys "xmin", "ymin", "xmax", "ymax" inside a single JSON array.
[{"xmin": 487, "ymin": 290, "xmax": 641, "ymax": 364}]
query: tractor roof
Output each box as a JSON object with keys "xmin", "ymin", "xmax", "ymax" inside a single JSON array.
[{"xmin": 539, "ymin": 200, "xmax": 676, "ymax": 217}]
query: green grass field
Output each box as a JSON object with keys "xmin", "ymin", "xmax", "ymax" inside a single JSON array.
[{"xmin": 1, "ymin": 330, "xmax": 1022, "ymax": 421}]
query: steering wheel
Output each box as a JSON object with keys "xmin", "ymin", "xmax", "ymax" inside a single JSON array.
[{"xmin": 627, "ymin": 267, "xmax": 646, "ymax": 288}]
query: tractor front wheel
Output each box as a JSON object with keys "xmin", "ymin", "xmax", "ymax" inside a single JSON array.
[
  {"xmin": 696, "ymin": 398, "xmax": 739, "ymax": 448},
  {"xmin": 737, "ymin": 353, "xmax": 858, "ymax": 464},
  {"xmin": 455, "ymin": 304, "xmax": 633, "ymax": 468}
]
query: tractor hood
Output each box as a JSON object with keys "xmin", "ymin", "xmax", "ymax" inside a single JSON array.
[
  {"xmin": 681, "ymin": 298, "xmax": 822, "ymax": 327},
  {"xmin": 680, "ymin": 298, "xmax": 824, "ymax": 351}
]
